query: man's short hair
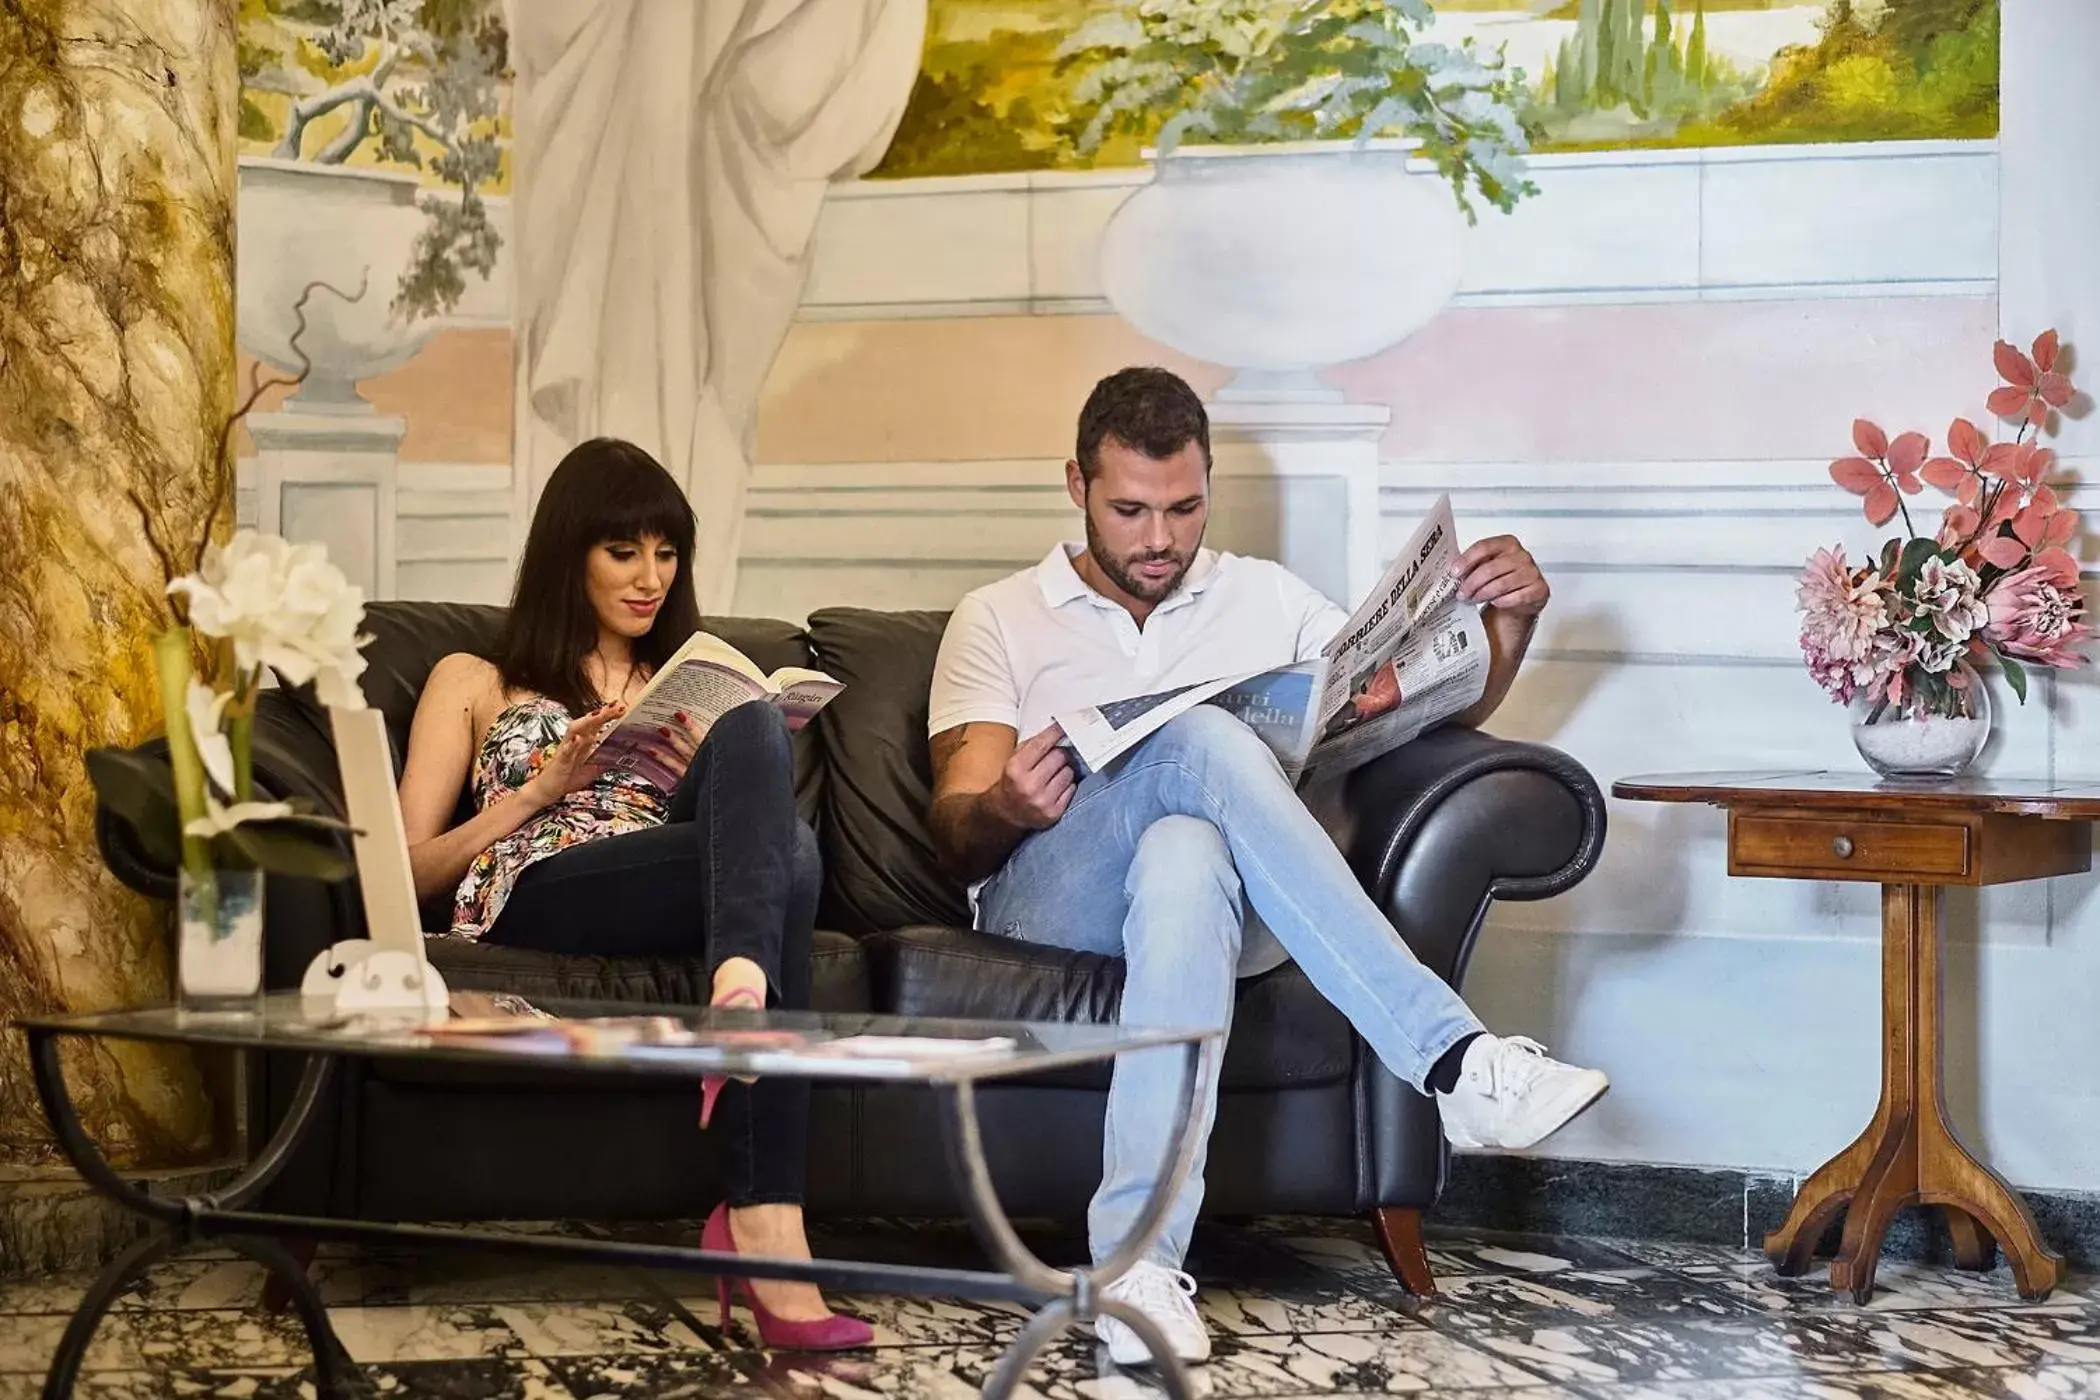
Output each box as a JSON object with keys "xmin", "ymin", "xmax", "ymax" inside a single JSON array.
[{"xmin": 1075, "ymin": 366, "xmax": 1211, "ymax": 482}]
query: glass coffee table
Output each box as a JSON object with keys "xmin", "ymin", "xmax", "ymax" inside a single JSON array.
[{"xmin": 18, "ymin": 994, "xmax": 1218, "ymax": 1400}]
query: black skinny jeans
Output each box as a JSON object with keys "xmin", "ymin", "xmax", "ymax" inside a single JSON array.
[{"xmin": 482, "ymin": 700, "xmax": 817, "ymax": 1207}]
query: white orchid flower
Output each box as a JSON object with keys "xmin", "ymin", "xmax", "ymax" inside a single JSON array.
[
  {"xmin": 184, "ymin": 789, "xmax": 296, "ymax": 841},
  {"xmin": 168, "ymin": 529, "xmax": 371, "ymax": 708},
  {"xmin": 184, "ymin": 679, "xmax": 237, "ymax": 798}
]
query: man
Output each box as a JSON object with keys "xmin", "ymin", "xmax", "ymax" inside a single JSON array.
[{"xmin": 925, "ymin": 367, "xmax": 1610, "ymax": 1366}]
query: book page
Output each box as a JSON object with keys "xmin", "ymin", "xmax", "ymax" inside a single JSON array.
[
  {"xmin": 642, "ymin": 632, "xmax": 768, "ymax": 696},
  {"xmin": 766, "ymin": 665, "xmax": 837, "ymax": 690},
  {"xmin": 588, "ymin": 638, "xmax": 845, "ymax": 789},
  {"xmin": 770, "ymin": 678, "xmax": 845, "ymax": 730},
  {"xmin": 591, "ymin": 661, "xmax": 768, "ymax": 790}
]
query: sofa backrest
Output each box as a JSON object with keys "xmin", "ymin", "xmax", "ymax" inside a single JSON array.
[
  {"xmin": 303, "ymin": 601, "xmax": 972, "ymax": 935},
  {"xmin": 804, "ymin": 608, "xmax": 973, "ymax": 935},
  {"xmin": 356, "ymin": 601, "xmax": 508, "ymax": 767},
  {"xmin": 342, "ymin": 600, "xmax": 816, "ymax": 776}
]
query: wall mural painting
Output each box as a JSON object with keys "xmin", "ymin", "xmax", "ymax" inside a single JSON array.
[
  {"xmin": 878, "ymin": 0, "xmax": 2000, "ymax": 186},
  {"xmin": 235, "ymin": 0, "xmax": 511, "ymax": 387}
]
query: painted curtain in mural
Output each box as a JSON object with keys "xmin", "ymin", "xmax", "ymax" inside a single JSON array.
[{"xmin": 510, "ymin": 1, "xmax": 925, "ymax": 609}]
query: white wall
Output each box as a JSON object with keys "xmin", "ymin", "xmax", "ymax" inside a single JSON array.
[{"xmin": 238, "ymin": 463, "xmax": 513, "ymax": 604}]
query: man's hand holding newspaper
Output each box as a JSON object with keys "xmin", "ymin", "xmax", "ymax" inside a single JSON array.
[{"xmin": 1053, "ymin": 495, "xmax": 1491, "ymax": 785}]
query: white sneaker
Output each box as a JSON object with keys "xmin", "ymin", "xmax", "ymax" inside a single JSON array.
[
  {"xmin": 1095, "ymin": 1260, "xmax": 1210, "ymax": 1367},
  {"xmin": 1437, "ymin": 1035, "xmax": 1609, "ymax": 1151}
]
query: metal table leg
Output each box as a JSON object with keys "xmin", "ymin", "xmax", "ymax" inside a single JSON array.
[
  {"xmin": 225, "ymin": 1232, "xmax": 352, "ymax": 1396},
  {"xmin": 38, "ymin": 1231, "xmax": 175, "ymax": 1400},
  {"xmin": 27, "ymin": 1034, "xmax": 348, "ymax": 1398},
  {"xmin": 29, "ymin": 1024, "xmax": 1216, "ymax": 1400},
  {"xmin": 945, "ymin": 1040, "xmax": 1214, "ymax": 1400}
]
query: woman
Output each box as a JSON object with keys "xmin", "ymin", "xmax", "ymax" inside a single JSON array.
[{"xmin": 398, "ymin": 437, "xmax": 869, "ymax": 1351}]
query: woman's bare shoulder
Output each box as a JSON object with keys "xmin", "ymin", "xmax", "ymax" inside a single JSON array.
[
  {"xmin": 422, "ymin": 653, "xmax": 506, "ymax": 715},
  {"xmin": 426, "ymin": 651, "xmax": 501, "ymax": 687}
]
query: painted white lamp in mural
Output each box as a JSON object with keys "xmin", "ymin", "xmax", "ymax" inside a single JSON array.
[
  {"xmin": 1100, "ymin": 139, "xmax": 1465, "ymax": 605},
  {"xmin": 235, "ymin": 156, "xmax": 443, "ymax": 601}
]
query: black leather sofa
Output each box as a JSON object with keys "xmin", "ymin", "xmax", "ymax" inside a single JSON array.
[{"xmin": 96, "ymin": 600, "xmax": 1606, "ymax": 1293}]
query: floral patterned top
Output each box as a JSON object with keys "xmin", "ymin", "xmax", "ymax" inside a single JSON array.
[{"xmin": 448, "ymin": 695, "xmax": 670, "ymax": 941}]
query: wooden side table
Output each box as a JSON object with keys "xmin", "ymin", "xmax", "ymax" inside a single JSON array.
[{"xmin": 1613, "ymin": 770, "xmax": 2094, "ymax": 1303}]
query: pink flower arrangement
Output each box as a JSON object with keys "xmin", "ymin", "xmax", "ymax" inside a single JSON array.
[{"xmin": 1800, "ymin": 331, "xmax": 2090, "ymax": 717}]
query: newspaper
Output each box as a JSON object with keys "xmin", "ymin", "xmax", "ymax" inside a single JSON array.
[
  {"xmin": 1306, "ymin": 495, "xmax": 1488, "ymax": 776},
  {"xmin": 1055, "ymin": 659, "xmax": 1331, "ymax": 782},
  {"xmin": 1054, "ymin": 495, "xmax": 1489, "ymax": 783}
]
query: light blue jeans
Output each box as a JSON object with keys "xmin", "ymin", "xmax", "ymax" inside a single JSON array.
[{"xmin": 977, "ymin": 706, "xmax": 1484, "ymax": 1268}]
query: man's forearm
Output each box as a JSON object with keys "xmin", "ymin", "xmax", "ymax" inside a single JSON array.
[
  {"xmin": 1453, "ymin": 606, "xmax": 1540, "ymax": 730},
  {"xmin": 929, "ymin": 791, "xmax": 1031, "ymax": 886}
]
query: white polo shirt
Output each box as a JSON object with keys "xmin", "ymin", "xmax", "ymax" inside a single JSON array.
[{"xmin": 928, "ymin": 543, "xmax": 1350, "ymax": 742}]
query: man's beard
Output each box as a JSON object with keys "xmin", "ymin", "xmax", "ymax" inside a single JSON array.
[{"xmin": 1084, "ymin": 513, "xmax": 1195, "ymax": 604}]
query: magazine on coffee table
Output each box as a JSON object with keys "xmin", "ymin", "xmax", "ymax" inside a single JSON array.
[
  {"xmin": 411, "ymin": 1008, "xmax": 1016, "ymax": 1076},
  {"xmin": 1053, "ymin": 495, "xmax": 1489, "ymax": 783}
]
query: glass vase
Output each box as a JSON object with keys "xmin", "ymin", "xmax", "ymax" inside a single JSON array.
[
  {"xmin": 176, "ymin": 866, "xmax": 265, "ymax": 1016},
  {"xmin": 1849, "ymin": 659, "xmax": 1992, "ymax": 780}
]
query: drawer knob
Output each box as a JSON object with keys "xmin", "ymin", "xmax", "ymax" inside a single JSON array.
[{"xmin": 1832, "ymin": 836, "xmax": 1855, "ymax": 859}]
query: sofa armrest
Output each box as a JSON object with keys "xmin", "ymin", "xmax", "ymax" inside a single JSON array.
[
  {"xmin": 93, "ymin": 733, "xmax": 181, "ymax": 903},
  {"xmin": 1314, "ymin": 729, "xmax": 1605, "ymax": 1219},
  {"xmin": 1309, "ymin": 726, "xmax": 1605, "ymax": 988},
  {"xmin": 92, "ymin": 692, "xmax": 362, "ymax": 988}
]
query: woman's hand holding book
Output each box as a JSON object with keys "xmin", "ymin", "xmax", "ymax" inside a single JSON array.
[{"xmin": 521, "ymin": 702, "xmax": 627, "ymax": 808}]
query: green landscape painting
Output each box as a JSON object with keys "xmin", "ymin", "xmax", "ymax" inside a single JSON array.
[{"xmin": 872, "ymin": 0, "xmax": 1999, "ymax": 179}]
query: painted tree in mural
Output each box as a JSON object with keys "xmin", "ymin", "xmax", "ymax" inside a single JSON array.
[
  {"xmin": 1725, "ymin": 0, "xmax": 1998, "ymax": 143},
  {"xmin": 876, "ymin": 0, "xmax": 2002, "ymax": 177},
  {"xmin": 1540, "ymin": 0, "xmax": 1994, "ymax": 145},
  {"xmin": 1545, "ymin": 0, "xmax": 1747, "ymax": 138},
  {"xmin": 1058, "ymin": 0, "xmax": 1536, "ymax": 218},
  {"xmin": 240, "ymin": 0, "xmax": 507, "ymax": 318}
]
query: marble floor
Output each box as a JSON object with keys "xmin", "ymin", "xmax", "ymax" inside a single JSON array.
[{"xmin": 2, "ymin": 1216, "xmax": 2093, "ymax": 1400}]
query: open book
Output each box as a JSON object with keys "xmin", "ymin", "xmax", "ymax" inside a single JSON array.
[
  {"xmin": 588, "ymin": 632, "xmax": 842, "ymax": 791},
  {"xmin": 1054, "ymin": 495, "xmax": 1489, "ymax": 784}
]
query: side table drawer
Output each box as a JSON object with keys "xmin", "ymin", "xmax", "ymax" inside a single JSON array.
[{"xmin": 1730, "ymin": 814, "xmax": 1970, "ymax": 882}]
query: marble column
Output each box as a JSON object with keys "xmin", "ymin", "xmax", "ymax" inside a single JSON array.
[{"xmin": 0, "ymin": 0, "xmax": 234, "ymax": 1183}]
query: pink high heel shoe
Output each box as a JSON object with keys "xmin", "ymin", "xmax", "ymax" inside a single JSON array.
[
  {"xmin": 699, "ymin": 985, "xmax": 764, "ymax": 1130},
  {"xmin": 702, "ymin": 1202, "xmax": 874, "ymax": 1351}
]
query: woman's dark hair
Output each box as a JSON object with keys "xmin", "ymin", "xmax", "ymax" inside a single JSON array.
[{"xmin": 494, "ymin": 437, "xmax": 701, "ymax": 716}]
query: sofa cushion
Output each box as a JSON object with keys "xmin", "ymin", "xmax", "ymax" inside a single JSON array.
[
  {"xmin": 862, "ymin": 927, "xmax": 1357, "ymax": 1091},
  {"xmin": 425, "ymin": 927, "xmax": 869, "ymax": 1007},
  {"xmin": 350, "ymin": 601, "xmax": 510, "ymax": 770},
  {"xmin": 373, "ymin": 930, "xmax": 871, "ymax": 1091},
  {"xmin": 804, "ymin": 608, "xmax": 972, "ymax": 935}
]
